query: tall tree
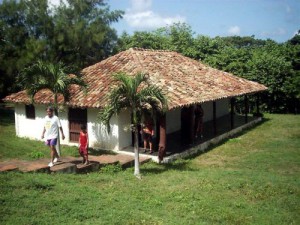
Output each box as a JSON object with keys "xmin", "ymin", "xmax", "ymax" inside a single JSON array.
[
  {"xmin": 98, "ymin": 72, "xmax": 167, "ymax": 178},
  {"xmin": 51, "ymin": 0, "xmax": 123, "ymax": 69},
  {"xmin": 19, "ymin": 60, "xmax": 87, "ymax": 155},
  {"xmin": 0, "ymin": 0, "xmax": 52, "ymax": 97},
  {"xmin": 0, "ymin": 0, "xmax": 123, "ymax": 98}
]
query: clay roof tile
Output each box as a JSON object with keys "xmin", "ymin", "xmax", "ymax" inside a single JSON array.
[{"xmin": 3, "ymin": 48, "xmax": 267, "ymax": 109}]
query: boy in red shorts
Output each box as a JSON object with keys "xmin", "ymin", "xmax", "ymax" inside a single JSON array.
[{"xmin": 79, "ymin": 124, "xmax": 89, "ymax": 165}]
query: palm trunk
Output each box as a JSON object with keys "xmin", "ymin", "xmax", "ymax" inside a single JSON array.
[
  {"xmin": 54, "ymin": 94, "xmax": 61, "ymax": 157},
  {"xmin": 132, "ymin": 108, "xmax": 140, "ymax": 178},
  {"xmin": 133, "ymin": 126, "xmax": 140, "ymax": 178}
]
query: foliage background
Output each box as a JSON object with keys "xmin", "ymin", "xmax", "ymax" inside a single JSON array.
[{"xmin": 0, "ymin": 0, "xmax": 299, "ymax": 113}]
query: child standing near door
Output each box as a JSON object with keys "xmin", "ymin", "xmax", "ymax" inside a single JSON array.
[{"xmin": 79, "ymin": 124, "xmax": 89, "ymax": 165}]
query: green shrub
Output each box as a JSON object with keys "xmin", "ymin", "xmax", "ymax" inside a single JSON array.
[{"xmin": 99, "ymin": 163, "xmax": 122, "ymax": 173}]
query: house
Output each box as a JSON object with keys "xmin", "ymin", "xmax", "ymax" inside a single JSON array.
[{"xmin": 3, "ymin": 48, "xmax": 267, "ymax": 160}]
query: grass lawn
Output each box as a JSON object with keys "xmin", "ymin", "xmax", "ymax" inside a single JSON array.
[{"xmin": 0, "ymin": 107, "xmax": 299, "ymax": 225}]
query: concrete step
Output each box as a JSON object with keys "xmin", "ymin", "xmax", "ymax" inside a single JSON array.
[
  {"xmin": 114, "ymin": 154, "xmax": 135, "ymax": 168},
  {"xmin": 19, "ymin": 160, "xmax": 50, "ymax": 173},
  {"xmin": 76, "ymin": 162, "xmax": 100, "ymax": 173},
  {"xmin": 0, "ymin": 160, "xmax": 31, "ymax": 172},
  {"xmin": 140, "ymin": 156, "xmax": 152, "ymax": 165},
  {"xmin": 113, "ymin": 154, "xmax": 151, "ymax": 168},
  {"xmin": 89, "ymin": 155, "xmax": 119, "ymax": 165},
  {"xmin": 0, "ymin": 164, "xmax": 18, "ymax": 172},
  {"xmin": 50, "ymin": 162, "xmax": 77, "ymax": 174},
  {"xmin": 0, "ymin": 153, "xmax": 152, "ymax": 174}
]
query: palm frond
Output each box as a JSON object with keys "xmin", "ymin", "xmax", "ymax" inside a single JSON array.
[
  {"xmin": 19, "ymin": 60, "xmax": 87, "ymax": 105},
  {"xmin": 98, "ymin": 72, "xmax": 167, "ymax": 133}
]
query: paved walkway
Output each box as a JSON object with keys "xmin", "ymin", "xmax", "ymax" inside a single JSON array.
[{"xmin": 0, "ymin": 154, "xmax": 151, "ymax": 174}]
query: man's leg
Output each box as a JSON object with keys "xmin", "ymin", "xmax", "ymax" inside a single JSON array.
[
  {"xmin": 149, "ymin": 141, "xmax": 153, "ymax": 154},
  {"xmin": 50, "ymin": 145, "xmax": 57, "ymax": 163},
  {"xmin": 143, "ymin": 138, "xmax": 147, "ymax": 152}
]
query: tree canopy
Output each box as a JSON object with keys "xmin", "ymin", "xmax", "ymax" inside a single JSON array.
[
  {"xmin": 0, "ymin": 0, "xmax": 123, "ymax": 98},
  {"xmin": 1, "ymin": 0, "xmax": 299, "ymax": 114},
  {"xmin": 116, "ymin": 23, "xmax": 300, "ymax": 113}
]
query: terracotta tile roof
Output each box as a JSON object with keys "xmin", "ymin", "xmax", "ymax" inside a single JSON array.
[{"xmin": 3, "ymin": 48, "xmax": 267, "ymax": 109}]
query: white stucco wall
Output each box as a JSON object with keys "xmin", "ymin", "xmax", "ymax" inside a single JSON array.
[
  {"xmin": 13, "ymin": 104, "xmax": 132, "ymax": 150},
  {"xmin": 117, "ymin": 110, "xmax": 132, "ymax": 150},
  {"xmin": 87, "ymin": 108, "xmax": 132, "ymax": 150},
  {"xmin": 14, "ymin": 104, "xmax": 69, "ymax": 145},
  {"xmin": 13, "ymin": 99, "xmax": 230, "ymax": 150},
  {"xmin": 87, "ymin": 108, "xmax": 118, "ymax": 150}
]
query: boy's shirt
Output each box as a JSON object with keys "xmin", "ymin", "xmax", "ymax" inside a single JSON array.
[
  {"xmin": 79, "ymin": 131, "xmax": 88, "ymax": 147},
  {"xmin": 44, "ymin": 115, "xmax": 61, "ymax": 139}
]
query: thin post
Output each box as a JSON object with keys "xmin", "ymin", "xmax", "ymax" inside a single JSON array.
[
  {"xmin": 190, "ymin": 105, "xmax": 195, "ymax": 143},
  {"xmin": 213, "ymin": 101, "xmax": 217, "ymax": 135},
  {"xmin": 256, "ymin": 94, "xmax": 260, "ymax": 115},
  {"xmin": 158, "ymin": 115, "xmax": 166, "ymax": 163},
  {"xmin": 230, "ymin": 98, "xmax": 235, "ymax": 129},
  {"xmin": 245, "ymin": 95, "xmax": 248, "ymax": 123}
]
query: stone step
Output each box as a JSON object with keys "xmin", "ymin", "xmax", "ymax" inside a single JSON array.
[
  {"xmin": 140, "ymin": 156, "xmax": 152, "ymax": 165},
  {"xmin": 114, "ymin": 154, "xmax": 135, "ymax": 168},
  {"xmin": 50, "ymin": 162, "xmax": 77, "ymax": 174},
  {"xmin": 89, "ymin": 155, "xmax": 119, "ymax": 165},
  {"xmin": 113, "ymin": 154, "xmax": 151, "ymax": 168},
  {"xmin": 0, "ymin": 153, "xmax": 152, "ymax": 174},
  {"xmin": 76, "ymin": 162, "xmax": 100, "ymax": 173},
  {"xmin": 0, "ymin": 164, "xmax": 18, "ymax": 172},
  {"xmin": 0, "ymin": 160, "xmax": 31, "ymax": 172},
  {"xmin": 19, "ymin": 161, "xmax": 50, "ymax": 173}
]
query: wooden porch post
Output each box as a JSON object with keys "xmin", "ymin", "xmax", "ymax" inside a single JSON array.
[
  {"xmin": 244, "ymin": 95, "xmax": 249, "ymax": 123},
  {"xmin": 230, "ymin": 97, "xmax": 235, "ymax": 129},
  {"xmin": 190, "ymin": 105, "xmax": 195, "ymax": 143},
  {"xmin": 213, "ymin": 101, "xmax": 217, "ymax": 135},
  {"xmin": 256, "ymin": 93, "xmax": 260, "ymax": 115},
  {"xmin": 158, "ymin": 115, "xmax": 166, "ymax": 163}
]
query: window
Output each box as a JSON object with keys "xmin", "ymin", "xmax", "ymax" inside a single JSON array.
[{"xmin": 25, "ymin": 105, "xmax": 35, "ymax": 119}]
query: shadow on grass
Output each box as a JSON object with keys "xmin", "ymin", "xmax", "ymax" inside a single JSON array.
[
  {"xmin": 0, "ymin": 107, "xmax": 14, "ymax": 126},
  {"xmin": 140, "ymin": 160, "xmax": 197, "ymax": 175}
]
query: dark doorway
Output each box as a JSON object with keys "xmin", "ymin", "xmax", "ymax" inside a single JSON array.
[
  {"xmin": 69, "ymin": 108, "xmax": 87, "ymax": 142},
  {"xmin": 181, "ymin": 106, "xmax": 195, "ymax": 144}
]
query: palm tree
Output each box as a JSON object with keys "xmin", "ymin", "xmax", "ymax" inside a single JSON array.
[
  {"xmin": 99, "ymin": 72, "xmax": 168, "ymax": 178},
  {"xmin": 19, "ymin": 60, "xmax": 87, "ymax": 155}
]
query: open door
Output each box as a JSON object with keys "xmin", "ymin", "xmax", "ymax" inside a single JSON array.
[{"xmin": 68, "ymin": 108, "xmax": 87, "ymax": 142}]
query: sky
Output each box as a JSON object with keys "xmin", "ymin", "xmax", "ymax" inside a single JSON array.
[
  {"xmin": 1, "ymin": 0, "xmax": 298, "ymax": 43},
  {"xmin": 107, "ymin": 0, "xmax": 300, "ymax": 43}
]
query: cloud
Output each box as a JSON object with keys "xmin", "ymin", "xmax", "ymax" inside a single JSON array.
[
  {"xmin": 228, "ymin": 26, "xmax": 241, "ymax": 35},
  {"xmin": 125, "ymin": 0, "xmax": 186, "ymax": 30}
]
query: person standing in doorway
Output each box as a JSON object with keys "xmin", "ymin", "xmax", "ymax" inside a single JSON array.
[
  {"xmin": 41, "ymin": 106, "xmax": 65, "ymax": 167},
  {"xmin": 79, "ymin": 124, "xmax": 89, "ymax": 165},
  {"xmin": 142, "ymin": 119, "xmax": 154, "ymax": 154}
]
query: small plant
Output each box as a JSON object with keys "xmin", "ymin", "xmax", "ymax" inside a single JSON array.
[
  {"xmin": 28, "ymin": 150, "xmax": 45, "ymax": 159},
  {"xmin": 100, "ymin": 163, "xmax": 122, "ymax": 173}
]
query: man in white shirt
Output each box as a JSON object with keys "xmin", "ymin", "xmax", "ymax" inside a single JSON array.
[{"xmin": 41, "ymin": 106, "xmax": 65, "ymax": 167}]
